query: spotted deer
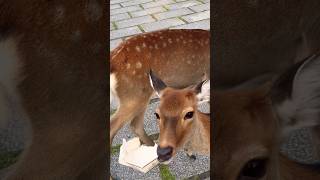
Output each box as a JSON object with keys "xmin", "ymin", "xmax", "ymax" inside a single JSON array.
[
  {"xmin": 148, "ymin": 70, "xmax": 210, "ymax": 163},
  {"xmin": 213, "ymin": 54, "xmax": 320, "ymax": 180},
  {"xmin": 0, "ymin": 1, "xmax": 107, "ymax": 179},
  {"xmin": 110, "ymin": 29, "xmax": 210, "ymax": 146}
]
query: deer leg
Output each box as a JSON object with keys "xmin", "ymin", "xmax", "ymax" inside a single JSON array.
[
  {"xmin": 110, "ymin": 97, "xmax": 151, "ymax": 145},
  {"xmin": 130, "ymin": 107, "xmax": 155, "ymax": 146}
]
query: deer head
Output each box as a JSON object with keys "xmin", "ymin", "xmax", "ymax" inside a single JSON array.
[
  {"xmin": 149, "ymin": 70, "xmax": 210, "ymax": 163},
  {"xmin": 213, "ymin": 54, "xmax": 320, "ymax": 180}
]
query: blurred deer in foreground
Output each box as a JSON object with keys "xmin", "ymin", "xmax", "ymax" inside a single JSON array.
[
  {"xmin": 0, "ymin": 1, "xmax": 107, "ymax": 179},
  {"xmin": 149, "ymin": 70, "xmax": 210, "ymax": 163},
  {"xmin": 110, "ymin": 29, "xmax": 210, "ymax": 146},
  {"xmin": 213, "ymin": 54, "xmax": 320, "ymax": 180}
]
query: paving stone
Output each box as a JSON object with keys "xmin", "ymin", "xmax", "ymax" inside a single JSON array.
[
  {"xmin": 121, "ymin": 0, "xmax": 153, "ymax": 7},
  {"xmin": 141, "ymin": 0, "xmax": 175, "ymax": 9},
  {"xmin": 116, "ymin": 15, "xmax": 155, "ymax": 29},
  {"xmin": 111, "ymin": 5, "xmax": 142, "ymax": 15},
  {"xmin": 111, "ymin": 0, "xmax": 132, "ymax": 5},
  {"xmin": 111, "ymin": 13, "xmax": 131, "ymax": 22},
  {"xmin": 189, "ymin": 3, "xmax": 210, "ymax": 12},
  {"xmin": 165, "ymin": 0, "xmax": 200, "ymax": 10},
  {"xmin": 181, "ymin": 10, "xmax": 210, "ymax": 23},
  {"xmin": 110, "ymin": 39, "xmax": 123, "ymax": 51},
  {"xmin": 171, "ymin": 19, "xmax": 210, "ymax": 30},
  {"xmin": 110, "ymin": 26, "xmax": 142, "ymax": 40},
  {"xmin": 130, "ymin": 6, "xmax": 166, "ymax": 18},
  {"xmin": 110, "ymin": 4, "xmax": 122, "ymax": 10},
  {"xmin": 154, "ymin": 8, "xmax": 193, "ymax": 20},
  {"xmin": 141, "ymin": 18, "xmax": 185, "ymax": 32}
]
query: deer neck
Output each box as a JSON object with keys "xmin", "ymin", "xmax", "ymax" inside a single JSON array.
[{"xmin": 185, "ymin": 111, "xmax": 210, "ymax": 155}]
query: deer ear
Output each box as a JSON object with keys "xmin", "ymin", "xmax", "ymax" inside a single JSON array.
[
  {"xmin": 149, "ymin": 70, "xmax": 167, "ymax": 97},
  {"xmin": 270, "ymin": 54, "xmax": 320, "ymax": 135},
  {"xmin": 194, "ymin": 79, "xmax": 210, "ymax": 105}
]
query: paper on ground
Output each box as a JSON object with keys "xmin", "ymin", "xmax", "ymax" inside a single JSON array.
[{"xmin": 119, "ymin": 137, "xmax": 159, "ymax": 173}]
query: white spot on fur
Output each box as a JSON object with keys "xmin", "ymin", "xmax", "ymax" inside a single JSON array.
[
  {"xmin": 168, "ymin": 38, "xmax": 172, "ymax": 43},
  {"xmin": 187, "ymin": 60, "xmax": 191, "ymax": 64},
  {"xmin": 136, "ymin": 62, "xmax": 142, "ymax": 69},
  {"xmin": 155, "ymin": 44, "xmax": 159, "ymax": 49},
  {"xmin": 176, "ymin": 38, "xmax": 180, "ymax": 42},
  {"xmin": 160, "ymin": 36, "xmax": 163, "ymax": 39},
  {"xmin": 132, "ymin": 70, "xmax": 136, "ymax": 75},
  {"xmin": 126, "ymin": 63, "xmax": 131, "ymax": 69},
  {"xmin": 135, "ymin": 46, "xmax": 141, "ymax": 52},
  {"xmin": 163, "ymin": 42, "xmax": 167, "ymax": 47},
  {"xmin": 142, "ymin": 43, "xmax": 146, "ymax": 48},
  {"xmin": 183, "ymin": 40, "xmax": 187, "ymax": 44}
]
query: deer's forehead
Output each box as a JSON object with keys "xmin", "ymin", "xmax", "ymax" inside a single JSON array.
[{"xmin": 159, "ymin": 89, "xmax": 196, "ymax": 113}]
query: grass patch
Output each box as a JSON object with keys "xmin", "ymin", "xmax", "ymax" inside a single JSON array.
[
  {"xmin": 0, "ymin": 150, "xmax": 21, "ymax": 170},
  {"xmin": 159, "ymin": 164, "xmax": 175, "ymax": 180},
  {"xmin": 111, "ymin": 144, "xmax": 121, "ymax": 155}
]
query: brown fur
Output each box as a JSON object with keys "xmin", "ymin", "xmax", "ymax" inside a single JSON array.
[
  {"xmin": 213, "ymin": 87, "xmax": 320, "ymax": 180},
  {"xmin": 213, "ymin": 0, "xmax": 320, "ymax": 88},
  {"xmin": 110, "ymin": 29, "xmax": 210, "ymax": 145},
  {"xmin": 0, "ymin": 1, "xmax": 107, "ymax": 179},
  {"xmin": 156, "ymin": 87, "xmax": 210, "ymax": 157}
]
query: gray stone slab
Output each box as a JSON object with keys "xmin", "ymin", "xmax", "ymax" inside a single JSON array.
[
  {"xmin": 111, "ymin": 13, "xmax": 131, "ymax": 22},
  {"xmin": 111, "ymin": 5, "xmax": 142, "ymax": 15},
  {"xmin": 110, "ymin": 4, "xmax": 122, "ymax": 10},
  {"xmin": 171, "ymin": 19, "xmax": 210, "ymax": 30},
  {"xmin": 116, "ymin": 15, "xmax": 155, "ymax": 29},
  {"xmin": 189, "ymin": 3, "xmax": 210, "ymax": 12},
  {"xmin": 154, "ymin": 8, "xmax": 193, "ymax": 20},
  {"xmin": 121, "ymin": 0, "xmax": 153, "ymax": 7},
  {"xmin": 110, "ymin": 26, "xmax": 142, "ymax": 40},
  {"xmin": 165, "ymin": 0, "xmax": 201, "ymax": 10},
  {"xmin": 111, "ymin": 0, "xmax": 132, "ymax": 5},
  {"xmin": 130, "ymin": 6, "xmax": 166, "ymax": 18},
  {"xmin": 142, "ymin": 0, "xmax": 175, "ymax": 9},
  {"xmin": 181, "ymin": 10, "xmax": 210, "ymax": 23},
  {"xmin": 141, "ymin": 18, "xmax": 185, "ymax": 32}
]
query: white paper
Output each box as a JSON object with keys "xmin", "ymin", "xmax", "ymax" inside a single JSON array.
[{"xmin": 118, "ymin": 137, "xmax": 159, "ymax": 173}]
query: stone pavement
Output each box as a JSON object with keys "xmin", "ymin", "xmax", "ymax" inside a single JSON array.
[{"xmin": 110, "ymin": 0, "xmax": 210, "ymax": 51}]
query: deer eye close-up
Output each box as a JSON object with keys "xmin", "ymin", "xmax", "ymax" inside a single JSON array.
[
  {"xmin": 154, "ymin": 112, "xmax": 160, "ymax": 119},
  {"xmin": 238, "ymin": 158, "xmax": 268, "ymax": 180},
  {"xmin": 184, "ymin": 111, "xmax": 194, "ymax": 120}
]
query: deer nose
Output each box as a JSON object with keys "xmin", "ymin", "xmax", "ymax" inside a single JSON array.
[{"xmin": 157, "ymin": 146, "xmax": 173, "ymax": 162}]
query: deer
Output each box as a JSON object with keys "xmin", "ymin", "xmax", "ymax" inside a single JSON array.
[
  {"xmin": 148, "ymin": 70, "xmax": 210, "ymax": 163},
  {"xmin": 213, "ymin": 0, "xmax": 320, "ymax": 160},
  {"xmin": 0, "ymin": 1, "xmax": 107, "ymax": 179},
  {"xmin": 110, "ymin": 29, "xmax": 210, "ymax": 146},
  {"xmin": 213, "ymin": 53, "xmax": 320, "ymax": 180}
]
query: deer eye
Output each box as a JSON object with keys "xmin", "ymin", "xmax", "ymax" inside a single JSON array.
[
  {"xmin": 238, "ymin": 158, "xmax": 268, "ymax": 180},
  {"xmin": 184, "ymin": 111, "xmax": 194, "ymax": 120},
  {"xmin": 154, "ymin": 113, "xmax": 160, "ymax": 119}
]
